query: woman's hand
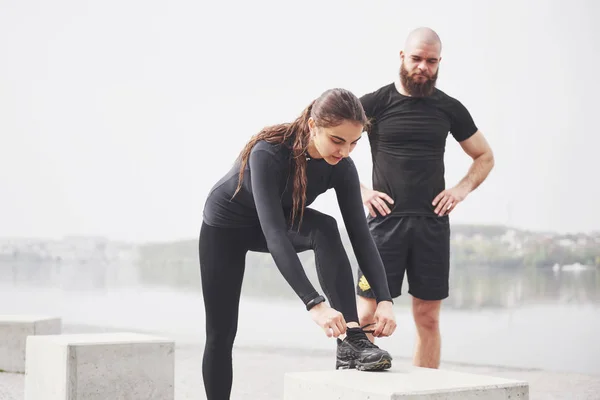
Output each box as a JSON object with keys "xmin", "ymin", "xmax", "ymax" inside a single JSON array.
[
  {"xmin": 309, "ymin": 302, "xmax": 347, "ymax": 338},
  {"xmin": 372, "ymin": 300, "xmax": 396, "ymax": 337}
]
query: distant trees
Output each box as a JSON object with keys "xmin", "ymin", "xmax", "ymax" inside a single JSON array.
[{"xmin": 134, "ymin": 224, "xmax": 600, "ymax": 296}]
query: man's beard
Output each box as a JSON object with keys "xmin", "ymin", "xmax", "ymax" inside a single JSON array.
[{"xmin": 399, "ymin": 62, "xmax": 438, "ymax": 97}]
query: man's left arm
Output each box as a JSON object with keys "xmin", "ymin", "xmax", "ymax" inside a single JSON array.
[{"xmin": 432, "ymin": 130, "xmax": 495, "ymax": 216}]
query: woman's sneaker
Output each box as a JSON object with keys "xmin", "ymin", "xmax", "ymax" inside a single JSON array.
[{"xmin": 335, "ymin": 324, "xmax": 392, "ymax": 371}]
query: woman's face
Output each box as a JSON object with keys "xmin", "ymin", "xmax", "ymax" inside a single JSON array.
[{"xmin": 308, "ymin": 118, "xmax": 364, "ymax": 165}]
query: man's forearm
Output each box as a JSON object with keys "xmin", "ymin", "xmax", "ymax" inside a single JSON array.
[{"xmin": 456, "ymin": 151, "xmax": 494, "ymax": 193}]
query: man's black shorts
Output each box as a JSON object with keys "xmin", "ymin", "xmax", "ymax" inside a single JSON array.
[{"xmin": 357, "ymin": 215, "xmax": 450, "ymax": 301}]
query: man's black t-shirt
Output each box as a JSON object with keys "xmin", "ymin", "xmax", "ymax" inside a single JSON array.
[{"xmin": 360, "ymin": 83, "xmax": 478, "ymax": 217}]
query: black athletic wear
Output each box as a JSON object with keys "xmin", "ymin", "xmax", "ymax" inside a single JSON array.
[
  {"xmin": 336, "ymin": 324, "xmax": 392, "ymax": 371},
  {"xmin": 356, "ymin": 215, "xmax": 451, "ymax": 300},
  {"xmin": 360, "ymin": 83, "xmax": 478, "ymax": 217},
  {"xmin": 200, "ymin": 217, "xmax": 359, "ymax": 400},
  {"xmin": 200, "ymin": 139, "xmax": 394, "ymax": 399},
  {"xmin": 357, "ymin": 83, "xmax": 477, "ymax": 301},
  {"xmin": 202, "ymin": 140, "xmax": 392, "ymax": 306}
]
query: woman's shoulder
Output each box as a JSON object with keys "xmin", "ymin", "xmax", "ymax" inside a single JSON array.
[
  {"xmin": 332, "ymin": 156, "xmax": 359, "ymax": 184},
  {"xmin": 249, "ymin": 140, "xmax": 291, "ymax": 166},
  {"xmin": 338, "ymin": 156, "xmax": 357, "ymax": 171},
  {"xmin": 251, "ymin": 139, "xmax": 282, "ymax": 152}
]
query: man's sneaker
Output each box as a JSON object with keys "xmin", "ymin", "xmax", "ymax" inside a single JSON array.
[{"xmin": 336, "ymin": 324, "xmax": 392, "ymax": 371}]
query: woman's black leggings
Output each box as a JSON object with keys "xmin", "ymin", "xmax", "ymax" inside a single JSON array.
[{"xmin": 199, "ymin": 208, "xmax": 360, "ymax": 400}]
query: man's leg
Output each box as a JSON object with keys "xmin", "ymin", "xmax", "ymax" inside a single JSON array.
[
  {"xmin": 412, "ymin": 297, "xmax": 442, "ymax": 368},
  {"xmin": 406, "ymin": 216, "xmax": 450, "ymax": 369}
]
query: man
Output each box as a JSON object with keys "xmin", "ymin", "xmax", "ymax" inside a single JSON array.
[{"xmin": 354, "ymin": 27, "xmax": 494, "ymax": 369}]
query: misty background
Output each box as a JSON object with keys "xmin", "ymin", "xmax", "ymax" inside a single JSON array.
[
  {"xmin": 1, "ymin": 0, "xmax": 599, "ymax": 241},
  {"xmin": 0, "ymin": 0, "xmax": 599, "ymax": 385}
]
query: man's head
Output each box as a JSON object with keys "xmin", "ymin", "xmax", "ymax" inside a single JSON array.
[{"xmin": 399, "ymin": 27, "xmax": 442, "ymax": 97}]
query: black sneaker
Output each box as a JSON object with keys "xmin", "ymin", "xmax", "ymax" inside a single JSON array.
[{"xmin": 335, "ymin": 324, "xmax": 392, "ymax": 371}]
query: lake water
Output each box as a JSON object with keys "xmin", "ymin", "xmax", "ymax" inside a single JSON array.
[{"xmin": 0, "ymin": 262, "xmax": 598, "ymax": 376}]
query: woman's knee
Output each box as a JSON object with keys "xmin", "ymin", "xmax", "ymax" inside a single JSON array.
[
  {"xmin": 205, "ymin": 328, "xmax": 237, "ymax": 351},
  {"xmin": 306, "ymin": 211, "xmax": 341, "ymax": 244}
]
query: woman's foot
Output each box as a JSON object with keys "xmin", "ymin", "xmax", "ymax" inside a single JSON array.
[{"xmin": 335, "ymin": 324, "xmax": 392, "ymax": 371}]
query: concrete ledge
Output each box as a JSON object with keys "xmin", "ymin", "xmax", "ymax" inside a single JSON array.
[
  {"xmin": 24, "ymin": 332, "xmax": 175, "ymax": 400},
  {"xmin": 0, "ymin": 315, "xmax": 61, "ymax": 373},
  {"xmin": 284, "ymin": 367, "xmax": 529, "ymax": 400}
]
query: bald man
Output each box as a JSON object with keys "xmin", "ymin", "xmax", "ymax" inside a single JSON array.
[{"xmin": 353, "ymin": 27, "xmax": 494, "ymax": 369}]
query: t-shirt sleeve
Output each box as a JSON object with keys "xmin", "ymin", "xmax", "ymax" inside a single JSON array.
[
  {"xmin": 449, "ymin": 98, "xmax": 478, "ymax": 142},
  {"xmin": 333, "ymin": 159, "xmax": 392, "ymax": 303},
  {"xmin": 360, "ymin": 90, "xmax": 382, "ymax": 139},
  {"xmin": 359, "ymin": 92, "xmax": 379, "ymax": 123},
  {"xmin": 359, "ymin": 91, "xmax": 379, "ymax": 120},
  {"xmin": 248, "ymin": 148, "xmax": 321, "ymax": 306}
]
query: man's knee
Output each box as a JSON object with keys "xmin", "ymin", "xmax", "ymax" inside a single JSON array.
[{"xmin": 412, "ymin": 298, "xmax": 441, "ymax": 331}]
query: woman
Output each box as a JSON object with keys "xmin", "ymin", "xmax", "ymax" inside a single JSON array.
[{"xmin": 199, "ymin": 88, "xmax": 397, "ymax": 399}]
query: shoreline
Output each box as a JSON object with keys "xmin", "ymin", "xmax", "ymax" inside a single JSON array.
[{"xmin": 0, "ymin": 285, "xmax": 598, "ymax": 377}]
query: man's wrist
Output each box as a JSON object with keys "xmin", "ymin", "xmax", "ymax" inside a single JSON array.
[{"xmin": 456, "ymin": 180, "xmax": 474, "ymax": 194}]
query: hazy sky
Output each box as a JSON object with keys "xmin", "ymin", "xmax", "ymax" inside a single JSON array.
[{"xmin": 1, "ymin": 0, "xmax": 598, "ymax": 242}]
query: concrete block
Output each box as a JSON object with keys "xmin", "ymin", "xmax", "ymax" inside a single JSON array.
[
  {"xmin": 284, "ymin": 367, "xmax": 529, "ymax": 400},
  {"xmin": 24, "ymin": 332, "xmax": 175, "ymax": 400},
  {"xmin": 0, "ymin": 315, "xmax": 61, "ymax": 373}
]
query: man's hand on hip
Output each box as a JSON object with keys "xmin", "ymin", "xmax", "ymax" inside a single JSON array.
[
  {"xmin": 361, "ymin": 185, "xmax": 394, "ymax": 217},
  {"xmin": 432, "ymin": 185, "xmax": 469, "ymax": 216}
]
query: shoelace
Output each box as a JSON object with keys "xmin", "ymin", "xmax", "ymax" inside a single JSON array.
[{"xmin": 346, "ymin": 323, "xmax": 378, "ymax": 349}]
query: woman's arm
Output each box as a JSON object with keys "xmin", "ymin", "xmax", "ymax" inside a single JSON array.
[
  {"xmin": 333, "ymin": 158, "xmax": 393, "ymax": 303},
  {"xmin": 248, "ymin": 148, "xmax": 321, "ymax": 306}
]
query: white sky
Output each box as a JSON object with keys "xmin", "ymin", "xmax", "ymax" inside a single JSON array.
[{"xmin": 1, "ymin": 0, "xmax": 598, "ymax": 242}]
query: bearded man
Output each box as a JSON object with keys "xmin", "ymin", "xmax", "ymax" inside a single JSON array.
[{"xmin": 351, "ymin": 27, "xmax": 495, "ymax": 369}]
